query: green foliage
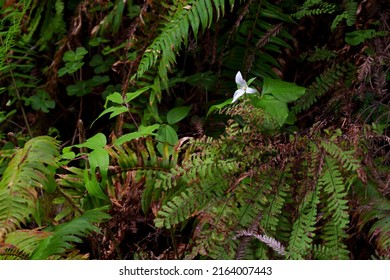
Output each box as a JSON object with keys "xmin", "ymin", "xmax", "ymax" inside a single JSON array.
[
  {"xmin": 30, "ymin": 208, "xmax": 110, "ymax": 260},
  {"xmin": 0, "ymin": 0, "xmax": 388, "ymax": 261},
  {"xmin": 0, "ymin": 0, "xmax": 32, "ymax": 70},
  {"xmin": 292, "ymin": 63, "xmax": 351, "ymax": 114},
  {"xmin": 135, "ymin": 0, "xmax": 234, "ymax": 84},
  {"xmin": 345, "ymin": 29, "xmax": 389, "ymax": 46},
  {"xmin": 292, "ymin": 0, "xmax": 335, "ymax": 19},
  {"xmin": 0, "ymin": 136, "xmax": 59, "ymax": 234}
]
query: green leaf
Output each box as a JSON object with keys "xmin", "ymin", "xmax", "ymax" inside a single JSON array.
[
  {"xmin": 89, "ymin": 54, "xmax": 115, "ymax": 74},
  {"xmin": 75, "ymin": 133, "xmax": 106, "ymax": 150},
  {"xmin": 84, "ymin": 170, "xmax": 108, "ymax": 200},
  {"xmin": 91, "ymin": 106, "xmax": 128, "ymax": 127},
  {"xmin": 89, "ymin": 148, "xmax": 109, "ymax": 185},
  {"xmin": 262, "ymin": 78, "xmax": 306, "ymax": 103},
  {"xmin": 115, "ymin": 124, "xmax": 160, "ymax": 146},
  {"xmin": 207, "ymin": 98, "xmax": 233, "ymax": 117},
  {"xmin": 125, "ymin": 86, "xmax": 151, "ymax": 103},
  {"xmin": 344, "ymin": 29, "xmax": 386, "ymax": 46},
  {"xmin": 167, "ymin": 106, "xmax": 191, "ymax": 124},
  {"xmin": 255, "ymin": 94, "xmax": 289, "ymax": 127},
  {"xmin": 105, "ymin": 92, "xmax": 123, "ymax": 106},
  {"xmin": 66, "ymin": 81, "xmax": 91, "ymax": 96},
  {"xmin": 64, "ymin": 61, "xmax": 85, "ymax": 74},
  {"xmin": 27, "ymin": 90, "xmax": 55, "ymax": 113},
  {"xmin": 156, "ymin": 124, "xmax": 178, "ymax": 155}
]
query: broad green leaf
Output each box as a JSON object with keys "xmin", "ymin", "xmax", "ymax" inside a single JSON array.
[
  {"xmin": 125, "ymin": 86, "xmax": 151, "ymax": 103},
  {"xmin": 91, "ymin": 106, "xmax": 128, "ymax": 127},
  {"xmin": 64, "ymin": 61, "xmax": 84, "ymax": 74},
  {"xmin": 89, "ymin": 148, "xmax": 109, "ymax": 185},
  {"xmin": 105, "ymin": 92, "xmax": 123, "ymax": 106},
  {"xmin": 167, "ymin": 106, "xmax": 191, "ymax": 124},
  {"xmin": 27, "ymin": 90, "xmax": 55, "ymax": 113},
  {"xmin": 75, "ymin": 133, "xmax": 106, "ymax": 150},
  {"xmin": 262, "ymin": 78, "xmax": 306, "ymax": 103},
  {"xmin": 66, "ymin": 81, "xmax": 91, "ymax": 96},
  {"xmin": 255, "ymin": 94, "xmax": 289, "ymax": 127},
  {"xmin": 84, "ymin": 171, "xmax": 108, "ymax": 200},
  {"xmin": 74, "ymin": 47, "xmax": 88, "ymax": 60},
  {"xmin": 156, "ymin": 125, "xmax": 178, "ymax": 155},
  {"xmin": 207, "ymin": 98, "xmax": 233, "ymax": 117},
  {"xmin": 115, "ymin": 124, "xmax": 160, "ymax": 146},
  {"xmin": 63, "ymin": 47, "xmax": 88, "ymax": 62}
]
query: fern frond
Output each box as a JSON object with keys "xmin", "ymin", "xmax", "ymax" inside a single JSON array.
[
  {"xmin": 135, "ymin": 0, "xmax": 231, "ymax": 84},
  {"xmin": 292, "ymin": 0, "xmax": 336, "ymax": 19},
  {"xmin": 234, "ymin": 230, "xmax": 285, "ymax": 256},
  {"xmin": 321, "ymin": 140, "xmax": 360, "ymax": 172},
  {"xmin": 1, "ymin": 229, "xmax": 50, "ymax": 257},
  {"xmin": 320, "ymin": 157, "xmax": 349, "ymax": 228},
  {"xmin": 320, "ymin": 220, "xmax": 350, "ymax": 259},
  {"xmin": 354, "ymin": 180, "xmax": 390, "ymax": 258},
  {"xmin": 292, "ymin": 63, "xmax": 349, "ymax": 114},
  {"xmin": 0, "ymin": 246, "xmax": 30, "ymax": 260},
  {"xmin": 331, "ymin": 0, "xmax": 358, "ymax": 31},
  {"xmin": 0, "ymin": 0, "xmax": 32, "ymax": 70},
  {"xmin": 0, "ymin": 136, "xmax": 60, "ymax": 234},
  {"xmin": 287, "ymin": 189, "xmax": 319, "ymax": 259},
  {"xmin": 30, "ymin": 208, "xmax": 110, "ymax": 259},
  {"xmin": 154, "ymin": 159, "xmax": 238, "ymax": 228}
]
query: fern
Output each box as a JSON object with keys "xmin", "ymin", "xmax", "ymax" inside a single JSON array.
[
  {"xmin": 0, "ymin": 0, "xmax": 32, "ymax": 70},
  {"xmin": 154, "ymin": 157, "xmax": 239, "ymax": 229},
  {"xmin": 292, "ymin": 63, "xmax": 350, "ymax": 114},
  {"xmin": 234, "ymin": 230, "xmax": 285, "ymax": 256},
  {"xmin": 331, "ymin": 0, "xmax": 358, "ymax": 31},
  {"xmin": 135, "ymin": 0, "xmax": 234, "ymax": 84},
  {"xmin": 0, "ymin": 136, "xmax": 59, "ymax": 235},
  {"xmin": 287, "ymin": 189, "xmax": 319, "ymax": 259},
  {"xmin": 0, "ymin": 246, "xmax": 30, "ymax": 260},
  {"xmin": 30, "ymin": 208, "xmax": 110, "ymax": 259},
  {"xmin": 320, "ymin": 140, "xmax": 360, "ymax": 172},
  {"xmin": 292, "ymin": 0, "xmax": 336, "ymax": 19},
  {"xmin": 354, "ymin": 180, "xmax": 390, "ymax": 258}
]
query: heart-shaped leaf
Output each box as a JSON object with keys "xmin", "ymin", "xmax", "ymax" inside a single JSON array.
[
  {"xmin": 255, "ymin": 94, "xmax": 289, "ymax": 127},
  {"xmin": 262, "ymin": 78, "xmax": 306, "ymax": 103},
  {"xmin": 167, "ymin": 106, "xmax": 191, "ymax": 124}
]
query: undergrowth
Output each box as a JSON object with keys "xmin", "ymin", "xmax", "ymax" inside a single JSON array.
[{"xmin": 0, "ymin": 0, "xmax": 389, "ymax": 259}]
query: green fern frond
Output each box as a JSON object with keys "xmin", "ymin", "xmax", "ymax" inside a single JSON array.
[
  {"xmin": 30, "ymin": 208, "xmax": 110, "ymax": 259},
  {"xmin": 0, "ymin": 136, "xmax": 60, "ymax": 235},
  {"xmin": 0, "ymin": 0, "xmax": 32, "ymax": 70},
  {"xmin": 260, "ymin": 181, "xmax": 290, "ymax": 235},
  {"xmin": 154, "ymin": 158, "xmax": 238, "ymax": 229},
  {"xmin": 319, "ymin": 220, "xmax": 349, "ymax": 259},
  {"xmin": 0, "ymin": 246, "xmax": 30, "ymax": 260},
  {"xmin": 292, "ymin": 63, "xmax": 348, "ymax": 114},
  {"xmin": 135, "ymin": 0, "xmax": 233, "ymax": 84},
  {"xmin": 331, "ymin": 0, "xmax": 358, "ymax": 31},
  {"xmin": 306, "ymin": 46, "xmax": 337, "ymax": 62},
  {"xmin": 1, "ymin": 229, "xmax": 50, "ymax": 258},
  {"xmin": 287, "ymin": 189, "xmax": 319, "ymax": 259},
  {"xmin": 321, "ymin": 140, "xmax": 360, "ymax": 172},
  {"xmin": 292, "ymin": 0, "xmax": 336, "ymax": 19},
  {"xmin": 354, "ymin": 180, "xmax": 390, "ymax": 258},
  {"xmin": 320, "ymin": 157, "xmax": 349, "ymax": 228}
]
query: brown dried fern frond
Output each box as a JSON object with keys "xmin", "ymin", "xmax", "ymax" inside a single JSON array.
[
  {"xmin": 357, "ymin": 55, "xmax": 373, "ymax": 81},
  {"xmin": 245, "ymin": 23, "xmax": 284, "ymax": 73},
  {"xmin": 233, "ymin": 229, "xmax": 285, "ymax": 256}
]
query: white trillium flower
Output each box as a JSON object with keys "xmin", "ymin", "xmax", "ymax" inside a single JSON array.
[{"xmin": 232, "ymin": 71, "xmax": 257, "ymax": 103}]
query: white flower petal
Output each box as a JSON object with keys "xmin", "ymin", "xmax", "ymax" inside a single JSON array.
[
  {"xmin": 232, "ymin": 89, "xmax": 245, "ymax": 103},
  {"xmin": 246, "ymin": 87, "xmax": 257, "ymax": 94},
  {"xmin": 235, "ymin": 71, "xmax": 246, "ymax": 88}
]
